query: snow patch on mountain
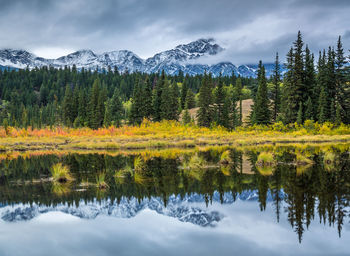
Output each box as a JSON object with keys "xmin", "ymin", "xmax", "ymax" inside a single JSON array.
[{"xmin": 0, "ymin": 39, "xmax": 283, "ymax": 77}]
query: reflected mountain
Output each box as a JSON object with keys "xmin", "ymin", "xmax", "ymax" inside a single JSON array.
[{"xmin": 0, "ymin": 144, "xmax": 349, "ymax": 242}]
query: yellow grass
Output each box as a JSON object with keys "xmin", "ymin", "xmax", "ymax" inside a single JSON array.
[{"xmin": 0, "ymin": 120, "xmax": 349, "ymax": 151}]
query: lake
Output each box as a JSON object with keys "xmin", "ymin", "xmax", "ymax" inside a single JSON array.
[{"xmin": 0, "ymin": 145, "xmax": 349, "ymax": 256}]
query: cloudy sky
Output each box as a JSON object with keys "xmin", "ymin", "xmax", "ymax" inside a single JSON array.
[{"xmin": 0, "ymin": 0, "xmax": 349, "ymax": 64}]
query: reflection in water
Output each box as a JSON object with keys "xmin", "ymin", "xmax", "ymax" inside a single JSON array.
[{"xmin": 0, "ymin": 145, "xmax": 349, "ymax": 245}]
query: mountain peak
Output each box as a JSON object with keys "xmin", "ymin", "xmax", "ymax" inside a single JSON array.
[
  {"xmin": 0, "ymin": 39, "xmax": 281, "ymax": 77},
  {"xmin": 175, "ymin": 38, "xmax": 223, "ymax": 55}
]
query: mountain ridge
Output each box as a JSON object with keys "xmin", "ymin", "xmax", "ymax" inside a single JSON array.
[{"xmin": 0, "ymin": 39, "xmax": 283, "ymax": 77}]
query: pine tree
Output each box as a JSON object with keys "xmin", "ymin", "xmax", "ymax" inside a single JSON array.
[
  {"xmin": 62, "ymin": 84, "xmax": 74, "ymax": 126},
  {"xmin": 272, "ymin": 52, "xmax": 281, "ymax": 122},
  {"xmin": 97, "ymin": 85, "xmax": 107, "ymax": 127},
  {"xmin": 143, "ymin": 76, "xmax": 153, "ymax": 119},
  {"xmin": 253, "ymin": 61, "xmax": 270, "ymax": 125},
  {"xmin": 76, "ymin": 89, "xmax": 86, "ymax": 127},
  {"xmin": 197, "ymin": 73, "xmax": 213, "ymax": 127},
  {"xmin": 215, "ymin": 77, "xmax": 226, "ymax": 126},
  {"xmin": 103, "ymin": 99, "xmax": 113, "ymax": 127},
  {"xmin": 106, "ymin": 87, "xmax": 123, "ymax": 127},
  {"xmin": 130, "ymin": 79, "xmax": 145, "ymax": 125},
  {"xmin": 281, "ymin": 32, "xmax": 305, "ymax": 124},
  {"xmin": 326, "ymin": 47, "xmax": 337, "ymax": 118},
  {"xmin": 297, "ymin": 101, "xmax": 303, "ymax": 124},
  {"xmin": 335, "ymin": 103, "xmax": 342, "ymax": 125},
  {"xmin": 180, "ymin": 77, "xmax": 189, "ymax": 110},
  {"xmin": 304, "ymin": 97, "xmax": 313, "ymax": 120},
  {"xmin": 236, "ymin": 77, "xmax": 243, "ymax": 125},
  {"xmin": 335, "ymin": 36, "xmax": 348, "ymax": 123},
  {"xmin": 294, "ymin": 31, "xmax": 305, "ymax": 105},
  {"xmin": 153, "ymin": 71, "xmax": 166, "ymax": 121},
  {"xmin": 169, "ymin": 81, "xmax": 180, "ymax": 120},
  {"xmin": 318, "ymin": 87, "xmax": 328, "ymax": 123},
  {"xmin": 88, "ymin": 78, "xmax": 101, "ymax": 129},
  {"xmin": 185, "ymin": 89, "xmax": 196, "ymax": 109},
  {"xmin": 160, "ymin": 78, "xmax": 174, "ymax": 120},
  {"xmin": 282, "ymin": 47, "xmax": 297, "ymax": 123},
  {"xmin": 304, "ymin": 46, "xmax": 316, "ymax": 119}
]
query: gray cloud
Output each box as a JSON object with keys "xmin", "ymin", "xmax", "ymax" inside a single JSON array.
[{"xmin": 0, "ymin": 0, "xmax": 349, "ymax": 64}]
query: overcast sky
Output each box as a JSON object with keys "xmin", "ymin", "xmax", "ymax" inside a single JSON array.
[{"xmin": 0, "ymin": 0, "xmax": 349, "ymax": 64}]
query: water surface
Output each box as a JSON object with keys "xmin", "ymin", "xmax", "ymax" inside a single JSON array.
[{"xmin": 0, "ymin": 146, "xmax": 349, "ymax": 255}]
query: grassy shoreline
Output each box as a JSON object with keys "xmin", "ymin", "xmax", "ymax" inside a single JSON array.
[
  {"xmin": 0, "ymin": 120, "xmax": 350, "ymax": 151},
  {"xmin": 0, "ymin": 122, "xmax": 350, "ymax": 152}
]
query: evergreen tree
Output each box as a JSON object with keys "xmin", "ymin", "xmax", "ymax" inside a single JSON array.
[
  {"xmin": 236, "ymin": 77, "xmax": 243, "ymax": 125},
  {"xmin": 180, "ymin": 77, "xmax": 189, "ymax": 110},
  {"xmin": 282, "ymin": 47, "xmax": 297, "ymax": 123},
  {"xmin": 335, "ymin": 36, "xmax": 348, "ymax": 122},
  {"xmin": 297, "ymin": 101, "xmax": 303, "ymax": 124},
  {"xmin": 106, "ymin": 87, "xmax": 123, "ymax": 127},
  {"xmin": 153, "ymin": 71, "xmax": 166, "ymax": 121},
  {"xmin": 169, "ymin": 81, "xmax": 180, "ymax": 120},
  {"xmin": 304, "ymin": 46, "xmax": 316, "ymax": 120},
  {"xmin": 130, "ymin": 79, "xmax": 145, "ymax": 125},
  {"xmin": 197, "ymin": 73, "xmax": 213, "ymax": 127},
  {"xmin": 88, "ymin": 78, "xmax": 101, "ymax": 129},
  {"xmin": 282, "ymin": 32, "xmax": 305, "ymax": 123},
  {"xmin": 185, "ymin": 89, "xmax": 196, "ymax": 109},
  {"xmin": 214, "ymin": 77, "xmax": 226, "ymax": 126},
  {"xmin": 272, "ymin": 52, "xmax": 281, "ymax": 122},
  {"xmin": 318, "ymin": 87, "xmax": 328, "ymax": 123},
  {"xmin": 159, "ymin": 78, "xmax": 173, "ymax": 120},
  {"xmin": 143, "ymin": 76, "xmax": 153, "ymax": 119},
  {"xmin": 253, "ymin": 61, "xmax": 270, "ymax": 125},
  {"xmin": 62, "ymin": 85, "xmax": 74, "ymax": 126},
  {"xmin": 304, "ymin": 97, "xmax": 313, "ymax": 120}
]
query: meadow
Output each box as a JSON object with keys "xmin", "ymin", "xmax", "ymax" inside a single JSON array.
[{"xmin": 0, "ymin": 119, "xmax": 350, "ymax": 152}]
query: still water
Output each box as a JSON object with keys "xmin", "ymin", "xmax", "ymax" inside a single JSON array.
[{"xmin": 0, "ymin": 145, "xmax": 349, "ymax": 256}]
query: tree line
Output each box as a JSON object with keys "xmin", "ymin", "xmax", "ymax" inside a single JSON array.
[{"xmin": 0, "ymin": 31, "xmax": 349, "ymax": 129}]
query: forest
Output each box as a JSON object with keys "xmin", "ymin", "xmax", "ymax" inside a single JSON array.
[{"xmin": 0, "ymin": 31, "xmax": 349, "ymax": 130}]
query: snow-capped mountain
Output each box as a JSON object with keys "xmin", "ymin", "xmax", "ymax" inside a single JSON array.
[
  {"xmin": 0, "ymin": 190, "xmax": 282, "ymax": 224},
  {"xmin": 0, "ymin": 39, "xmax": 283, "ymax": 77}
]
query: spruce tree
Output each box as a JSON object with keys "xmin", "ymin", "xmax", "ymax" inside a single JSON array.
[
  {"xmin": 160, "ymin": 78, "xmax": 173, "ymax": 120},
  {"xmin": 88, "ymin": 78, "xmax": 101, "ymax": 129},
  {"xmin": 304, "ymin": 46, "xmax": 316, "ymax": 119},
  {"xmin": 197, "ymin": 73, "xmax": 213, "ymax": 127},
  {"xmin": 272, "ymin": 52, "xmax": 281, "ymax": 122},
  {"xmin": 153, "ymin": 71, "xmax": 166, "ymax": 121},
  {"xmin": 180, "ymin": 77, "xmax": 189, "ymax": 110},
  {"xmin": 130, "ymin": 79, "xmax": 145, "ymax": 125},
  {"xmin": 215, "ymin": 77, "xmax": 226, "ymax": 126},
  {"xmin": 62, "ymin": 84, "xmax": 73, "ymax": 126},
  {"xmin": 109, "ymin": 87, "xmax": 123, "ymax": 127},
  {"xmin": 281, "ymin": 32, "xmax": 305, "ymax": 124},
  {"xmin": 318, "ymin": 87, "xmax": 328, "ymax": 123},
  {"xmin": 304, "ymin": 97, "xmax": 313, "ymax": 120},
  {"xmin": 282, "ymin": 47, "xmax": 297, "ymax": 123},
  {"xmin": 169, "ymin": 81, "xmax": 180, "ymax": 120},
  {"xmin": 143, "ymin": 76, "xmax": 153, "ymax": 119},
  {"xmin": 297, "ymin": 101, "xmax": 303, "ymax": 124},
  {"xmin": 335, "ymin": 36, "xmax": 348, "ymax": 123},
  {"xmin": 236, "ymin": 77, "xmax": 243, "ymax": 125},
  {"xmin": 253, "ymin": 61, "xmax": 270, "ymax": 125},
  {"xmin": 185, "ymin": 89, "xmax": 196, "ymax": 109}
]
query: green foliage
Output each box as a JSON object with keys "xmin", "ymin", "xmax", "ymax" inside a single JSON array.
[
  {"xmin": 197, "ymin": 73, "xmax": 213, "ymax": 127},
  {"xmin": 252, "ymin": 61, "xmax": 270, "ymax": 125},
  {"xmin": 51, "ymin": 163, "xmax": 72, "ymax": 183}
]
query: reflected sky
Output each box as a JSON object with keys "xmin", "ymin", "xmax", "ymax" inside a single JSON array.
[
  {"xmin": 0, "ymin": 146, "xmax": 350, "ymax": 255},
  {"xmin": 0, "ymin": 200, "xmax": 349, "ymax": 256}
]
